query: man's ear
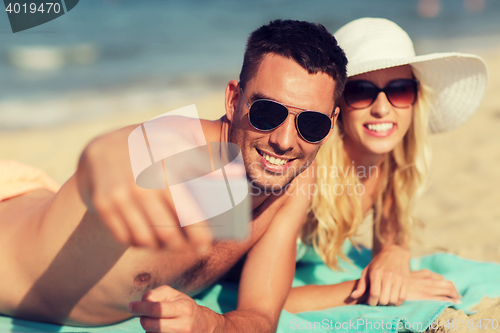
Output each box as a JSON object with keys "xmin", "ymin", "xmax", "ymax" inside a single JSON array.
[
  {"xmin": 321, "ymin": 106, "xmax": 340, "ymax": 143},
  {"xmin": 332, "ymin": 106, "xmax": 340, "ymax": 125},
  {"xmin": 225, "ymin": 80, "xmax": 240, "ymax": 123}
]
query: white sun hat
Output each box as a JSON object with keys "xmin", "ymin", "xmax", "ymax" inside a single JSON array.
[{"xmin": 334, "ymin": 17, "xmax": 488, "ymax": 133}]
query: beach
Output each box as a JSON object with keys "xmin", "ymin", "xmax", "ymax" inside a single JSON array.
[
  {"xmin": 1, "ymin": 45, "xmax": 499, "ymax": 333},
  {"xmin": 411, "ymin": 48, "xmax": 500, "ymax": 263},
  {"xmin": 2, "ymin": 47, "xmax": 499, "ymax": 256},
  {"xmin": 412, "ymin": 48, "xmax": 500, "ymax": 332}
]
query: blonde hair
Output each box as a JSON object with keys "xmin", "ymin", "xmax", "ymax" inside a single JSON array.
[{"xmin": 302, "ymin": 80, "xmax": 433, "ymax": 270}]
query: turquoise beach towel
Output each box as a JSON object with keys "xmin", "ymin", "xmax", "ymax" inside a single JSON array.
[
  {"xmin": 195, "ymin": 246, "xmax": 500, "ymax": 333},
  {"xmin": 2, "ymin": 247, "xmax": 500, "ymax": 332}
]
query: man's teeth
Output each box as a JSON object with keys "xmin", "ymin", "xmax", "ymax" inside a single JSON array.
[
  {"xmin": 262, "ymin": 152, "xmax": 288, "ymax": 166},
  {"xmin": 367, "ymin": 123, "xmax": 394, "ymax": 132}
]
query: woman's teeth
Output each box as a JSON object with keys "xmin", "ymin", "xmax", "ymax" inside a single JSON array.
[
  {"xmin": 262, "ymin": 152, "xmax": 288, "ymax": 166},
  {"xmin": 366, "ymin": 123, "xmax": 394, "ymax": 132}
]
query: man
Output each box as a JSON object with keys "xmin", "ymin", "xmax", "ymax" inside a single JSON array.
[{"xmin": 0, "ymin": 20, "xmax": 346, "ymax": 332}]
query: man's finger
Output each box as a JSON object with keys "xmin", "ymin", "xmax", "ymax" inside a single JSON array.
[
  {"xmin": 139, "ymin": 192, "xmax": 187, "ymax": 250},
  {"xmin": 183, "ymin": 222, "xmax": 213, "ymax": 254},
  {"xmin": 141, "ymin": 285, "xmax": 182, "ymax": 302},
  {"xmin": 100, "ymin": 205, "xmax": 133, "ymax": 245},
  {"xmin": 161, "ymin": 184, "xmax": 213, "ymax": 253},
  {"xmin": 129, "ymin": 300, "xmax": 183, "ymax": 319},
  {"xmin": 140, "ymin": 316, "xmax": 192, "ymax": 333},
  {"xmin": 118, "ymin": 203, "xmax": 159, "ymax": 247},
  {"xmin": 140, "ymin": 316, "xmax": 163, "ymax": 333},
  {"xmin": 129, "ymin": 301, "xmax": 170, "ymax": 318},
  {"xmin": 130, "ymin": 298, "xmax": 195, "ymax": 319},
  {"xmin": 92, "ymin": 192, "xmax": 134, "ymax": 245}
]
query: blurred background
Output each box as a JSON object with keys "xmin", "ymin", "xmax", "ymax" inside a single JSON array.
[{"xmin": 0, "ymin": 0, "xmax": 499, "ymax": 260}]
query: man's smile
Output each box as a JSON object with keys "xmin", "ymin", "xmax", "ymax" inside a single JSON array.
[{"xmin": 256, "ymin": 148, "xmax": 296, "ymax": 172}]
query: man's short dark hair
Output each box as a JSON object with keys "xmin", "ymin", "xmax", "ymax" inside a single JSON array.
[{"xmin": 239, "ymin": 19, "xmax": 347, "ymax": 106}]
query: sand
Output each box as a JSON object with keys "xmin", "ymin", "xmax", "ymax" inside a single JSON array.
[
  {"xmin": 1, "ymin": 49, "xmax": 499, "ymax": 331},
  {"xmin": 0, "ymin": 88, "xmax": 227, "ymax": 185},
  {"xmin": 412, "ymin": 48, "xmax": 500, "ymax": 263},
  {"xmin": 427, "ymin": 297, "xmax": 500, "ymax": 333}
]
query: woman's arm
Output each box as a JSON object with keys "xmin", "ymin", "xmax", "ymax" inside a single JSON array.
[
  {"xmin": 351, "ymin": 243, "xmax": 411, "ymax": 306},
  {"xmin": 284, "ymin": 270, "xmax": 460, "ymax": 313},
  {"xmin": 349, "ymin": 192, "xmax": 412, "ymax": 306},
  {"xmin": 285, "ymin": 239, "xmax": 411, "ymax": 311},
  {"xmin": 284, "ymin": 280, "xmax": 364, "ymax": 313},
  {"xmin": 372, "ymin": 199, "xmax": 410, "ymax": 256},
  {"xmin": 283, "ymin": 280, "xmax": 365, "ymax": 313}
]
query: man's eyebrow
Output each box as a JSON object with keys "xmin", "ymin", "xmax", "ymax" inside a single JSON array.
[
  {"xmin": 248, "ymin": 92, "xmax": 333, "ymax": 116},
  {"xmin": 249, "ymin": 92, "xmax": 275, "ymax": 103}
]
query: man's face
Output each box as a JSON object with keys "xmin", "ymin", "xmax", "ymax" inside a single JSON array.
[{"xmin": 228, "ymin": 53, "xmax": 337, "ymax": 194}]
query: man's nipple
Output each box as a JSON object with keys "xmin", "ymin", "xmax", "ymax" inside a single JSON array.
[{"xmin": 134, "ymin": 272, "xmax": 152, "ymax": 285}]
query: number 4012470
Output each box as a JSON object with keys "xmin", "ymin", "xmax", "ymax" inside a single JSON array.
[{"xmin": 5, "ymin": 2, "xmax": 61, "ymax": 14}]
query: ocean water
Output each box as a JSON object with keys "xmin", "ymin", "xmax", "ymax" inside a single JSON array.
[{"xmin": 0, "ymin": 0, "xmax": 499, "ymax": 129}]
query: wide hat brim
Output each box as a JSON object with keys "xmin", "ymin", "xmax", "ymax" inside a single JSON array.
[{"xmin": 336, "ymin": 18, "xmax": 488, "ymax": 133}]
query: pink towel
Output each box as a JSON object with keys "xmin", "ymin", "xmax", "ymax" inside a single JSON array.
[{"xmin": 0, "ymin": 160, "xmax": 60, "ymax": 201}]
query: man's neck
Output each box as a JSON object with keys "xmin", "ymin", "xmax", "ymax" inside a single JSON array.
[
  {"xmin": 219, "ymin": 115, "xmax": 230, "ymax": 143},
  {"xmin": 250, "ymin": 191, "xmax": 273, "ymax": 210},
  {"xmin": 222, "ymin": 116, "xmax": 275, "ymax": 210}
]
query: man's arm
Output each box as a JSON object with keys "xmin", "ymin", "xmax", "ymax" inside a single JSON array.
[
  {"xmin": 129, "ymin": 171, "xmax": 312, "ymax": 333},
  {"xmin": 221, "ymin": 180, "xmax": 310, "ymax": 332},
  {"xmin": 76, "ymin": 122, "xmax": 212, "ymax": 251}
]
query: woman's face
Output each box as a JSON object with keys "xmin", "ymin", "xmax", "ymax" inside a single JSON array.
[{"xmin": 340, "ymin": 65, "xmax": 415, "ymax": 159}]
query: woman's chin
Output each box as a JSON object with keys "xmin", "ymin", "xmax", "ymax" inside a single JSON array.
[{"xmin": 361, "ymin": 141, "xmax": 398, "ymax": 156}]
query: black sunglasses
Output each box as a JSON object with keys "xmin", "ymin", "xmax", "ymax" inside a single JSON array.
[
  {"xmin": 239, "ymin": 83, "xmax": 333, "ymax": 143},
  {"xmin": 343, "ymin": 79, "xmax": 419, "ymax": 109}
]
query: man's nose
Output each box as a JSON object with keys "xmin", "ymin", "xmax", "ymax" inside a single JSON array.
[
  {"xmin": 268, "ymin": 113, "xmax": 298, "ymax": 152},
  {"xmin": 370, "ymin": 92, "xmax": 392, "ymax": 118}
]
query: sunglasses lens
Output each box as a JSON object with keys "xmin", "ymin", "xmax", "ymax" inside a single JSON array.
[
  {"xmin": 297, "ymin": 112, "xmax": 331, "ymax": 143},
  {"xmin": 249, "ymin": 100, "xmax": 289, "ymax": 131},
  {"xmin": 343, "ymin": 81, "xmax": 378, "ymax": 109},
  {"xmin": 386, "ymin": 79, "xmax": 418, "ymax": 107}
]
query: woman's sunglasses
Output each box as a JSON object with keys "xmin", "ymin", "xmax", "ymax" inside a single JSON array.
[
  {"xmin": 343, "ymin": 79, "xmax": 419, "ymax": 109},
  {"xmin": 239, "ymin": 83, "xmax": 333, "ymax": 143}
]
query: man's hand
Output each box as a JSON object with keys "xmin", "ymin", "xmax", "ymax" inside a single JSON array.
[
  {"xmin": 407, "ymin": 269, "xmax": 461, "ymax": 303},
  {"xmin": 129, "ymin": 285, "xmax": 220, "ymax": 333},
  {"xmin": 350, "ymin": 244, "xmax": 411, "ymax": 306},
  {"xmin": 76, "ymin": 126, "xmax": 212, "ymax": 251}
]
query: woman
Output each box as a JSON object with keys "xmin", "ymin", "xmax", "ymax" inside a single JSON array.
[{"xmin": 285, "ymin": 18, "xmax": 488, "ymax": 312}]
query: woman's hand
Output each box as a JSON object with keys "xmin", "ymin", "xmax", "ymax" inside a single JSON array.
[
  {"xmin": 350, "ymin": 244, "xmax": 411, "ymax": 306},
  {"xmin": 407, "ymin": 269, "xmax": 461, "ymax": 303}
]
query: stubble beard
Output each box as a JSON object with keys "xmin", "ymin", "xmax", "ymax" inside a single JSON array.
[
  {"xmin": 229, "ymin": 123, "xmax": 288, "ymax": 194},
  {"xmin": 229, "ymin": 116, "xmax": 319, "ymax": 195}
]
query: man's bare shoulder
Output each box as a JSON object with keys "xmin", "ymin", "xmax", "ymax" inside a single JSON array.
[
  {"xmin": 199, "ymin": 118, "xmax": 224, "ymax": 143},
  {"xmin": 144, "ymin": 114, "xmax": 223, "ymax": 145}
]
